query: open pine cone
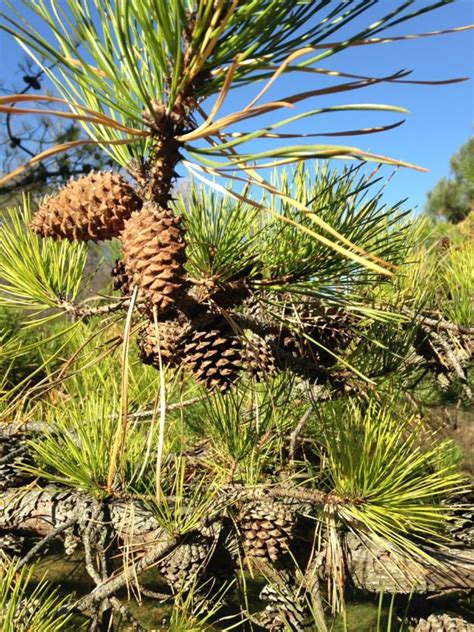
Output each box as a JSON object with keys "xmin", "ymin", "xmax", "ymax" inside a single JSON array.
[
  {"xmin": 239, "ymin": 499, "xmax": 296, "ymax": 564},
  {"xmin": 182, "ymin": 316, "xmax": 242, "ymax": 392},
  {"xmin": 243, "ymin": 332, "xmax": 278, "ymax": 382},
  {"xmin": 259, "ymin": 577, "xmax": 307, "ymax": 631},
  {"xmin": 138, "ymin": 317, "xmax": 191, "ymax": 368},
  {"xmin": 121, "ymin": 202, "xmax": 187, "ymax": 314},
  {"xmin": 158, "ymin": 535, "xmax": 211, "ymax": 593},
  {"xmin": 31, "ymin": 171, "xmax": 141, "ymax": 241}
]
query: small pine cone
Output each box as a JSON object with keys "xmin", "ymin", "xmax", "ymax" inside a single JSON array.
[
  {"xmin": 243, "ymin": 332, "xmax": 278, "ymax": 381},
  {"xmin": 208, "ymin": 265, "xmax": 256, "ymax": 310},
  {"xmin": 242, "ymin": 293, "xmax": 275, "ymax": 329},
  {"xmin": 31, "ymin": 171, "xmax": 141, "ymax": 241},
  {"xmin": 305, "ymin": 305, "xmax": 353, "ymax": 349},
  {"xmin": 208, "ymin": 282, "xmax": 251, "ymax": 310},
  {"xmin": 259, "ymin": 578, "xmax": 306, "ymax": 631},
  {"xmin": 239, "ymin": 499, "xmax": 296, "ymax": 564},
  {"xmin": 273, "ymin": 304, "xmax": 353, "ymax": 369},
  {"xmin": 157, "ymin": 533, "xmax": 212, "ymax": 593},
  {"xmin": 303, "ymin": 306, "xmax": 353, "ymax": 367},
  {"xmin": 121, "ymin": 203, "xmax": 187, "ymax": 314},
  {"xmin": 183, "ymin": 317, "xmax": 242, "ymax": 392},
  {"xmin": 111, "ymin": 259, "xmax": 132, "ymax": 296},
  {"xmin": 138, "ymin": 317, "xmax": 191, "ymax": 368},
  {"xmin": 415, "ymin": 613, "xmax": 472, "ymax": 632}
]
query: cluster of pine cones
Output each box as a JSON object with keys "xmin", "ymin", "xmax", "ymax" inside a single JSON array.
[
  {"xmin": 31, "ymin": 171, "xmax": 352, "ymax": 392},
  {"xmin": 152, "ymin": 498, "xmax": 304, "ymax": 628}
]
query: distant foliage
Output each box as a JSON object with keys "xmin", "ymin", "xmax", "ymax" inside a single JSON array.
[{"xmin": 425, "ymin": 137, "xmax": 474, "ymax": 223}]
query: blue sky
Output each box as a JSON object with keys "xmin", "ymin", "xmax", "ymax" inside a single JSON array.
[{"xmin": 1, "ymin": 1, "xmax": 473, "ymax": 212}]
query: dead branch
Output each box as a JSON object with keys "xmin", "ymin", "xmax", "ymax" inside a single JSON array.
[{"xmin": 17, "ymin": 515, "xmax": 77, "ymax": 569}]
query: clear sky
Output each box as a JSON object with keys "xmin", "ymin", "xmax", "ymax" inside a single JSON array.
[{"xmin": 1, "ymin": 1, "xmax": 473, "ymax": 213}]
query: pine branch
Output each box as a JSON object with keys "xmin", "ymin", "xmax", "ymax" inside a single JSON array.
[
  {"xmin": 402, "ymin": 307, "xmax": 474, "ymax": 335},
  {"xmin": 16, "ymin": 516, "xmax": 78, "ymax": 569}
]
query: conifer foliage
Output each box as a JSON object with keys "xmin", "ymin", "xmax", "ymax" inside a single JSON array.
[{"xmin": 0, "ymin": 1, "xmax": 473, "ymax": 630}]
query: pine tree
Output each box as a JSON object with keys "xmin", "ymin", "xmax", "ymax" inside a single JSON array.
[
  {"xmin": 0, "ymin": 2, "xmax": 473, "ymax": 630},
  {"xmin": 425, "ymin": 137, "xmax": 474, "ymax": 223}
]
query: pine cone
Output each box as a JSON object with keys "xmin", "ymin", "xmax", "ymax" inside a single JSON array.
[
  {"xmin": 305, "ymin": 305, "xmax": 353, "ymax": 347},
  {"xmin": 243, "ymin": 332, "xmax": 278, "ymax": 381},
  {"xmin": 31, "ymin": 171, "xmax": 141, "ymax": 241},
  {"xmin": 157, "ymin": 532, "xmax": 213, "ymax": 593},
  {"xmin": 275, "ymin": 303, "xmax": 353, "ymax": 368},
  {"xmin": 242, "ymin": 293, "xmax": 277, "ymax": 330},
  {"xmin": 207, "ymin": 282, "xmax": 251, "ymax": 310},
  {"xmin": 121, "ymin": 203, "xmax": 187, "ymax": 314},
  {"xmin": 183, "ymin": 316, "xmax": 242, "ymax": 392},
  {"xmin": 239, "ymin": 499, "xmax": 296, "ymax": 564},
  {"xmin": 414, "ymin": 613, "xmax": 471, "ymax": 632},
  {"xmin": 259, "ymin": 577, "xmax": 307, "ymax": 631},
  {"xmin": 138, "ymin": 317, "xmax": 191, "ymax": 368},
  {"xmin": 302, "ymin": 304, "xmax": 353, "ymax": 366}
]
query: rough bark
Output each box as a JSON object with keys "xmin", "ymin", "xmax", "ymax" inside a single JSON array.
[
  {"xmin": 0, "ymin": 488, "xmax": 165, "ymax": 545},
  {"xmin": 343, "ymin": 532, "xmax": 474, "ymax": 594},
  {"xmin": 1, "ymin": 487, "xmax": 473, "ymax": 596}
]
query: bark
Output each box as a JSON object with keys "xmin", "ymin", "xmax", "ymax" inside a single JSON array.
[
  {"xmin": 1, "ymin": 487, "xmax": 473, "ymax": 597},
  {"xmin": 0, "ymin": 488, "xmax": 165, "ymax": 545},
  {"xmin": 0, "ymin": 486, "xmax": 336, "ymax": 543},
  {"xmin": 343, "ymin": 532, "xmax": 474, "ymax": 594},
  {"xmin": 0, "ymin": 421, "xmax": 46, "ymax": 438}
]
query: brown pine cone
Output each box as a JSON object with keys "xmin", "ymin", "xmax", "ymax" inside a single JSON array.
[
  {"xmin": 239, "ymin": 499, "xmax": 296, "ymax": 564},
  {"xmin": 275, "ymin": 303, "xmax": 354, "ymax": 368},
  {"xmin": 31, "ymin": 171, "xmax": 141, "ymax": 241},
  {"xmin": 138, "ymin": 317, "xmax": 191, "ymax": 368},
  {"xmin": 242, "ymin": 332, "xmax": 278, "ymax": 381},
  {"xmin": 182, "ymin": 316, "xmax": 242, "ymax": 392},
  {"xmin": 120, "ymin": 202, "xmax": 187, "ymax": 314},
  {"xmin": 157, "ymin": 531, "xmax": 214, "ymax": 594}
]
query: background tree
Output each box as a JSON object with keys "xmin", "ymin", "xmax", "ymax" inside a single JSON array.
[
  {"xmin": 425, "ymin": 136, "xmax": 474, "ymax": 223},
  {"xmin": 0, "ymin": 58, "xmax": 112, "ymax": 206}
]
